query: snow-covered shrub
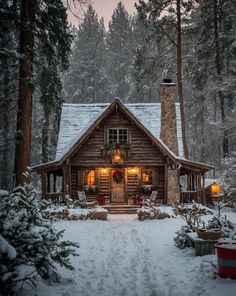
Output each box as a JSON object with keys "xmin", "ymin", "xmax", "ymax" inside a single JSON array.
[
  {"xmin": 174, "ymin": 225, "xmax": 193, "ymax": 249},
  {"xmin": 0, "ymin": 184, "xmax": 79, "ymax": 295},
  {"xmin": 43, "ymin": 206, "xmax": 108, "ymax": 220},
  {"xmin": 137, "ymin": 206, "xmax": 170, "ymax": 221},
  {"xmin": 173, "ymin": 202, "xmax": 212, "ymax": 231},
  {"xmin": 173, "ymin": 203, "xmax": 212, "ymax": 249}
]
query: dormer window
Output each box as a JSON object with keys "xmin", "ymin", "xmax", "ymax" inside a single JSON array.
[{"xmin": 108, "ymin": 128, "xmax": 128, "ymax": 145}]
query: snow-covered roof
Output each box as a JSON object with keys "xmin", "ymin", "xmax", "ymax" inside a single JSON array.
[
  {"xmin": 56, "ymin": 102, "xmax": 184, "ymax": 159},
  {"xmin": 204, "ymin": 179, "xmax": 220, "ymax": 189}
]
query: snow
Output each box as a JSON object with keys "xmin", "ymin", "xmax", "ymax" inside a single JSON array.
[
  {"xmin": 216, "ymin": 242, "xmax": 236, "ymax": 249},
  {"xmin": 21, "ymin": 208, "xmax": 236, "ymax": 296},
  {"xmin": 56, "ymin": 102, "xmax": 184, "ymax": 160},
  {"xmin": 204, "ymin": 179, "xmax": 220, "ymax": 189},
  {"xmin": 0, "ymin": 234, "xmax": 17, "ymax": 260},
  {"xmin": 0, "ymin": 189, "xmax": 8, "ymax": 197}
]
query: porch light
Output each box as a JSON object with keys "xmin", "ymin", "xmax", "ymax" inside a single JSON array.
[
  {"xmin": 129, "ymin": 168, "xmax": 137, "ymax": 174},
  {"xmin": 211, "ymin": 182, "xmax": 221, "ymax": 195},
  {"xmin": 102, "ymin": 168, "xmax": 107, "ymax": 174}
]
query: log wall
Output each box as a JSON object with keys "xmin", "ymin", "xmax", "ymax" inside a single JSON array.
[{"xmin": 71, "ymin": 109, "xmax": 166, "ymax": 167}]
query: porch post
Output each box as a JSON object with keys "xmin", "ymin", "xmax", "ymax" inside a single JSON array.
[
  {"xmin": 63, "ymin": 159, "xmax": 71, "ymax": 197},
  {"xmin": 202, "ymin": 173, "xmax": 205, "ymax": 204}
]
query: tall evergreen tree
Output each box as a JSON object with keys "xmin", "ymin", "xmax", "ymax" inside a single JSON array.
[
  {"xmin": 0, "ymin": 1, "xmax": 19, "ymax": 188},
  {"xmin": 63, "ymin": 5, "xmax": 108, "ymax": 103},
  {"xmin": 0, "ymin": 0, "xmax": 74, "ymax": 185},
  {"xmin": 106, "ymin": 2, "xmax": 133, "ymax": 100},
  {"xmin": 136, "ymin": 0, "xmax": 194, "ymax": 158},
  {"xmin": 187, "ymin": 0, "xmax": 236, "ymax": 168}
]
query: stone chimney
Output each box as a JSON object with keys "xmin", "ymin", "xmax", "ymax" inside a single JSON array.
[
  {"xmin": 160, "ymin": 78, "xmax": 180, "ymax": 205},
  {"xmin": 160, "ymin": 78, "xmax": 179, "ymax": 156}
]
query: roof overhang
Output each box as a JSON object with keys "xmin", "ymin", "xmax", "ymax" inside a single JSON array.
[{"xmin": 178, "ymin": 157, "xmax": 214, "ymax": 174}]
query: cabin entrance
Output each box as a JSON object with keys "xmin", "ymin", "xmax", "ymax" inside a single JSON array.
[{"xmin": 111, "ymin": 169, "xmax": 125, "ymax": 203}]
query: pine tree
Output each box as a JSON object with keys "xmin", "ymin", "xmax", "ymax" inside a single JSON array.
[
  {"xmin": 106, "ymin": 2, "xmax": 133, "ymax": 100},
  {"xmin": 0, "ymin": 1, "xmax": 19, "ymax": 189},
  {"xmin": 0, "ymin": 182, "xmax": 79, "ymax": 295},
  {"xmin": 136, "ymin": 0, "xmax": 194, "ymax": 158},
  {"xmin": 187, "ymin": 0, "xmax": 236, "ymax": 169},
  {"xmin": 63, "ymin": 5, "xmax": 108, "ymax": 103},
  {"xmin": 130, "ymin": 15, "xmax": 164, "ymax": 103}
]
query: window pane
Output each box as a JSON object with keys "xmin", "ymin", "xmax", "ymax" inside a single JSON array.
[
  {"xmin": 118, "ymin": 129, "xmax": 128, "ymax": 144},
  {"xmin": 84, "ymin": 170, "xmax": 95, "ymax": 186},
  {"xmin": 108, "ymin": 129, "xmax": 117, "ymax": 145},
  {"xmin": 142, "ymin": 169, "xmax": 153, "ymax": 185}
]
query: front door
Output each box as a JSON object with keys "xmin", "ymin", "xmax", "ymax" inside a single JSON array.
[{"xmin": 111, "ymin": 169, "xmax": 125, "ymax": 203}]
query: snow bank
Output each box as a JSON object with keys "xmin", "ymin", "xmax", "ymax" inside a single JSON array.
[
  {"xmin": 43, "ymin": 206, "xmax": 108, "ymax": 220},
  {"xmin": 21, "ymin": 208, "xmax": 236, "ymax": 296}
]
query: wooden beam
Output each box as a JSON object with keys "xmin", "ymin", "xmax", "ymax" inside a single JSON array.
[{"xmin": 164, "ymin": 163, "xmax": 168, "ymax": 204}]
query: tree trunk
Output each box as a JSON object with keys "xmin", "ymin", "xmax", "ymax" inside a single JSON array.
[
  {"xmin": 176, "ymin": 0, "xmax": 189, "ymax": 158},
  {"xmin": 42, "ymin": 103, "xmax": 50, "ymax": 163},
  {"xmin": 213, "ymin": 0, "xmax": 228, "ymax": 157},
  {"xmin": 200, "ymin": 106, "xmax": 205, "ymax": 162},
  {"xmin": 14, "ymin": 0, "xmax": 34, "ymax": 185}
]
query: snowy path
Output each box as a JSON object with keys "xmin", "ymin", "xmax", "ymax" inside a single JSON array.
[{"xmin": 21, "ymin": 213, "xmax": 236, "ymax": 296}]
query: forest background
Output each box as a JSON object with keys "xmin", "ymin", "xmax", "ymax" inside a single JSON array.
[{"xmin": 0, "ymin": 0, "xmax": 235, "ymax": 190}]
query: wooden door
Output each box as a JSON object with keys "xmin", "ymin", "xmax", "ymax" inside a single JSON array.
[{"xmin": 111, "ymin": 169, "xmax": 125, "ymax": 203}]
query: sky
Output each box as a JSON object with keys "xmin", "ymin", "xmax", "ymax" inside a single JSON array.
[{"xmin": 67, "ymin": 0, "xmax": 137, "ymax": 27}]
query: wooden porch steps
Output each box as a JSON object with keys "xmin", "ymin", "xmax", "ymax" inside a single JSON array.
[{"xmin": 104, "ymin": 204, "xmax": 142, "ymax": 214}]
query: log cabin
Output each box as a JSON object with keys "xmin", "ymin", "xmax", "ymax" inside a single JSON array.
[{"xmin": 33, "ymin": 79, "xmax": 214, "ymax": 205}]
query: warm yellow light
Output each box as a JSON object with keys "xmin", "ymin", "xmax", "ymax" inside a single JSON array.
[
  {"xmin": 87, "ymin": 170, "xmax": 95, "ymax": 186},
  {"xmin": 114, "ymin": 153, "xmax": 121, "ymax": 163},
  {"xmin": 143, "ymin": 174, "xmax": 149, "ymax": 182},
  {"xmin": 211, "ymin": 182, "xmax": 221, "ymax": 194},
  {"xmin": 102, "ymin": 168, "xmax": 107, "ymax": 174}
]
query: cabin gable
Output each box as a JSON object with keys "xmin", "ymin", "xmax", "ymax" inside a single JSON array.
[{"xmin": 70, "ymin": 108, "xmax": 166, "ymax": 167}]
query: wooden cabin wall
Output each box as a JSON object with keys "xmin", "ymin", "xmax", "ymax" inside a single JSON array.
[
  {"xmin": 71, "ymin": 167, "xmax": 79, "ymax": 199},
  {"xmin": 126, "ymin": 170, "xmax": 139, "ymax": 199},
  {"xmin": 71, "ymin": 110, "xmax": 165, "ymax": 167},
  {"xmin": 157, "ymin": 166, "xmax": 165, "ymax": 200},
  {"xmin": 98, "ymin": 171, "xmax": 110, "ymax": 197}
]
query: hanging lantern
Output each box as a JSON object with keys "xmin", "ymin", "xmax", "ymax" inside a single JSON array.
[
  {"xmin": 113, "ymin": 148, "xmax": 122, "ymax": 164},
  {"xmin": 211, "ymin": 182, "xmax": 221, "ymax": 195}
]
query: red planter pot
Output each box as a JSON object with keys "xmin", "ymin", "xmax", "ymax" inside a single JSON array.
[
  {"xmin": 215, "ymin": 242, "xmax": 236, "ymax": 279},
  {"xmin": 98, "ymin": 195, "xmax": 105, "ymax": 206}
]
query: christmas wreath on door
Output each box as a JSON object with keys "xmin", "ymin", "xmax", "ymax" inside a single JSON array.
[{"xmin": 113, "ymin": 170, "xmax": 123, "ymax": 183}]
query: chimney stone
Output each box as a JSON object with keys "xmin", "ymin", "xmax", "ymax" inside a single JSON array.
[
  {"xmin": 160, "ymin": 80, "xmax": 179, "ymax": 156},
  {"xmin": 160, "ymin": 79, "xmax": 180, "ymax": 204}
]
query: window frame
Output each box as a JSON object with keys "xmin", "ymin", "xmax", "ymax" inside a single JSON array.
[
  {"xmin": 83, "ymin": 169, "xmax": 96, "ymax": 187},
  {"xmin": 107, "ymin": 128, "xmax": 129, "ymax": 145},
  {"xmin": 141, "ymin": 169, "xmax": 154, "ymax": 186}
]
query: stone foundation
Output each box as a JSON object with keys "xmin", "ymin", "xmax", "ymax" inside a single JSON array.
[{"xmin": 167, "ymin": 168, "xmax": 180, "ymax": 205}]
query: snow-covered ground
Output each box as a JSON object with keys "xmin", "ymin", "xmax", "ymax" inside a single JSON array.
[{"xmin": 21, "ymin": 208, "xmax": 236, "ymax": 296}]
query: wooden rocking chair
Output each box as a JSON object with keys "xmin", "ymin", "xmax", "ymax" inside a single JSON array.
[
  {"xmin": 144, "ymin": 191, "xmax": 158, "ymax": 207},
  {"xmin": 76, "ymin": 191, "xmax": 97, "ymax": 208}
]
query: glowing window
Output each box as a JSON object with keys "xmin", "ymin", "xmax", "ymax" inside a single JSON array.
[
  {"xmin": 142, "ymin": 169, "xmax": 153, "ymax": 185},
  {"xmin": 84, "ymin": 170, "xmax": 95, "ymax": 186}
]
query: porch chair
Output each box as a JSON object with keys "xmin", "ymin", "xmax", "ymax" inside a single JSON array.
[
  {"xmin": 76, "ymin": 191, "xmax": 97, "ymax": 208},
  {"xmin": 144, "ymin": 190, "xmax": 158, "ymax": 207}
]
